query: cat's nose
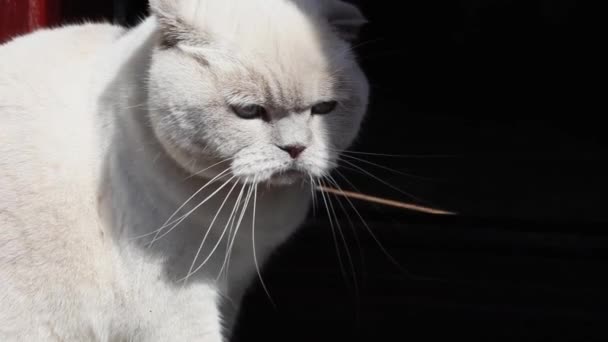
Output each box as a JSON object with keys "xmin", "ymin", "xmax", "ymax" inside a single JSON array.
[{"xmin": 278, "ymin": 145, "xmax": 307, "ymax": 159}]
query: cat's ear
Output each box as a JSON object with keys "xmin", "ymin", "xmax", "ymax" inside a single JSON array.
[
  {"xmin": 149, "ymin": 0, "xmax": 201, "ymax": 48},
  {"xmin": 327, "ymin": 1, "xmax": 368, "ymax": 42}
]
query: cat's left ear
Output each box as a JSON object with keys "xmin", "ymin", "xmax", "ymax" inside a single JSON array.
[
  {"xmin": 149, "ymin": 0, "xmax": 203, "ymax": 48},
  {"xmin": 327, "ymin": 1, "xmax": 368, "ymax": 42}
]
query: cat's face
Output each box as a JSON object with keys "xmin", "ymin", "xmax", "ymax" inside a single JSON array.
[{"xmin": 147, "ymin": 0, "xmax": 369, "ymax": 185}]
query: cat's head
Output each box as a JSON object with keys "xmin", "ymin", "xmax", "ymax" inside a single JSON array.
[{"xmin": 147, "ymin": 0, "xmax": 369, "ymax": 185}]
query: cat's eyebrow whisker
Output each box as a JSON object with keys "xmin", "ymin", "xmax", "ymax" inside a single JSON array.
[
  {"xmin": 182, "ymin": 179, "xmax": 240, "ymax": 286},
  {"xmin": 252, "ymin": 179, "xmax": 276, "ymax": 308},
  {"xmin": 182, "ymin": 181, "xmax": 247, "ymax": 281},
  {"xmin": 147, "ymin": 174, "xmax": 236, "ymax": 247}
]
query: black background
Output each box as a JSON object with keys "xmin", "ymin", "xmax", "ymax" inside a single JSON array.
[{"xmin": 64, "ymin": 1, "xmax": 608, "ymax": 340}]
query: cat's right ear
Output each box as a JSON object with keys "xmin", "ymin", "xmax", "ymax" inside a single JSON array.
[{"xmin": 327, "ymin": 1, "xmax": 368, "ymax": 42}]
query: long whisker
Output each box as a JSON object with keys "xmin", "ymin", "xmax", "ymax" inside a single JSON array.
[
  {"xmin": 324, "ymin": 174, "xmax": 364, "ymax": 326},
  {"xmin": 338, "ymin": 158, "xmax": 427, "ymax": 204},
  {"xmin": 335, "ymin": 149, "xmax": 458, "ymax": 159},
  {"xmin": 181, "ymin": 181, "xmax": 247, "ymax": 281},
  {"xmin": 222, "ymin": 182, "xmax": 253, "ymax": 281},
  {"xmin": 321, "ymin": 177, "xmax": 360, "ymax": 306},
  {"xmin": 162, "ymin": 168, "xmax": 232, "ymax": 227},
  {"xmin": 222, "ymin": 185, "xmax": 245, "ymax": 280},
  {"xmin": 324, "ymin": 174, "xmax": 366, "ymax": 274},
  {"xmin": 182, "ymin": 179, "xmax": 240, "ymax": 285},
  {"xmin": 222, "ymin": 187, "xmax": 248, "ymax": 283},
  {"xmin": 315, "ymin": 154, "xmax": 418, "ymax": 181},
  {"xmin": 318, "ymin": 176, "xmax": 349, "ymax": 289},
  {"xmin": 185, "ymin": 157, "xmax": 234, "ymax": 181},
  {"xmin": 338, "ymin": 154, "xmax": 436, "ymax": 182},
  {"xmin": 148, "ymin": 175, "xmax": 237, "ymax": 246},
  {"xmin": 318, "ymin": 185, "xmax": 456, "ymax": 216},
  {"xmin": 252, "ymin": 180, "xmax": 276, "ymax": 308},
  {"xmin": 330, "ymin": 169, "xmax": 431, "ymax": 281},
  {"xmin": 131, "ymin": 167, "xmax": 231, "ymax": 243},
  {"xmin": 218, "ymin": 181, "xmax": 255, "ymax": 281},
  {"xmin": 308, "ymin": 174, "xmax": 318, "ymax": 217}
]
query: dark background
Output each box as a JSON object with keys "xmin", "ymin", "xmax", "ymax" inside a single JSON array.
[{"xmin": 35, "ymin": 0, "xmax": 608, "ymax": 340}]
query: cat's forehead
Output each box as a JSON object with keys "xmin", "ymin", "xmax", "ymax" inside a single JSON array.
[
  {"xmin": 215, "ymin": 57, "xmax": 337, "ymax": 110},
  {"xmin": 176, "ymin": 0, "xmax": 354, "ymax": 106},
  {"xmin": 208, "ymin": 27, "xmax": 348, "ymax": 106}
]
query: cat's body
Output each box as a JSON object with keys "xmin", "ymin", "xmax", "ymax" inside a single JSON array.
[{"xmin": 0, "ymin": 0, "xmax": 369, "ymax": 341}]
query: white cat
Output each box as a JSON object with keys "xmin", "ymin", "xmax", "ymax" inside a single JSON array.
[{"xmin": 0, "ymin": 0, "xmax": 369, "ymax": 340}]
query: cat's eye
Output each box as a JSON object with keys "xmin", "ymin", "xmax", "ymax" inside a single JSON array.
[
  {"xmin": 232, "ymin": 104, "xmax": 266, "ymax": 120},
  {"xmin": 311, "ymin": 101, "xmax": 338, "ymax": 115}
]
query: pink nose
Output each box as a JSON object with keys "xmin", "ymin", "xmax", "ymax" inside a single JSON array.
[{"xmin": 278, "ymin": 145, "xmax": 307, "ymax": 159}]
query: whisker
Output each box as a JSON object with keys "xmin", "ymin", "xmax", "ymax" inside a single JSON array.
[
  {"xmin": 182, "ymin": 179, "xmax": 240, "ymax": 285},
  {"xmin": 334, "ymin": 149, "xmax": 458, "ymax": 159},
  {"xmin": 321, "ymin": 176, "xmax": 360, "ymax": 311},
  {"xmin": 329, "ymin": 170, "xmax": 435, "ymax": 281},
  {"xmin": 185, "ymin": 157, "xmax": 233, "ymax": 180},
  {"xmin": 308, "ymin": 174, "xmax": 318, "ymax": 217},
  {"xmin": 218, "ymin": 182, "xmax": 255, "ymax": 281},
  {"xmin": 338, "ymin": 154, "xmax": 436, "ymax": 182},
  {"xmin": 222, "ymin": 185, "xmax": 246, "ymax": 280},
  {"xmin": 318, "ymin": 177, "xmax": 349, "ymax": 291},
  {"xmin": 338, "ymin": 158, "xmax": 427, "ymax": 204},
  {"xmin": 318, "ymin": 186, "xmax": 456, "ymax": 216},
  {"xmin": 324, "ymin": 174, "xmax": 364, "ymax": 327},
  {"xmin": 252, "ymin": 180, "xmax": 276, "ymax": 308},
  {"xmin": 180, "ymin": 181, "xmax": 248, "ymax": 281},
  {"xmin": 128, "ymin": 169, "xmax": 232, "ymax": 242},
  {"xmin": 162, "ymin": 166, "xmax": 232, "ymax": 226},
  {"xmin": 323, "ymin": 175, "xmax": 366, "ymax": 272},
  {"xmin": 147, "ymin": 175, "xmax": 237, "ymax": 246}
]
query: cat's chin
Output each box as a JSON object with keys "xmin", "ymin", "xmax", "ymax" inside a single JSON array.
[{"xmin": 264, "ymin": 170, "xmax": 307, "ymax": 186}]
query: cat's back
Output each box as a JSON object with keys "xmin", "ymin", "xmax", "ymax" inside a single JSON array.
[
  {"xmin": 0, "ymin": 22, "xmax": 125, "ymax": 212},
  {"xmin": 0, "ymin": 22, "xmax": 125, "ymax": 83},
  {"xmin": 0, "ymin": 22, "xmax": 125, "ymax": 114},
  {"xmin": 0, "ymin": 23, "xmax": 127, "ymax": 339}
]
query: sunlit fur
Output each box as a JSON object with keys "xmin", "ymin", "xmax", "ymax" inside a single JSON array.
[{"xmin": 0, "ymin": 0, "xmax": 369, "ymax": 340}]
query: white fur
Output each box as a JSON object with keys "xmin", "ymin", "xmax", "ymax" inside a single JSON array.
[{"xmin": 0, "ymin": 0, "xmax": 369, "ymax": 340}]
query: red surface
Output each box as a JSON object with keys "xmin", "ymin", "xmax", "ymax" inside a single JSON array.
[{"xmin": 0, "ymin": 0, "xmax": 61, "ymax": 43}]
